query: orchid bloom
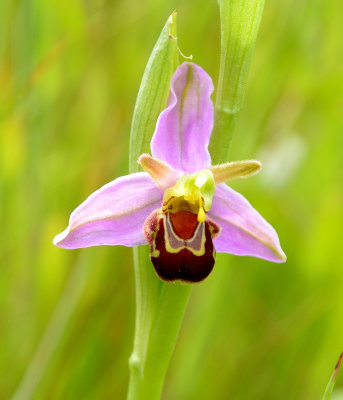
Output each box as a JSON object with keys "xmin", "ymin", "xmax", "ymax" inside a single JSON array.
[{"xmin": 53, "ymin": 62, "xmax": 286, "ymax": 283}]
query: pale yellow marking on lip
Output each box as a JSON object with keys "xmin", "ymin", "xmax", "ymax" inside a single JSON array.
[{"xmin": 163, "ymin": 214, "xmax": 207, "ymax": 257}]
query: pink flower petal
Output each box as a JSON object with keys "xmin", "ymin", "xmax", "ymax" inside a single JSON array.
[
  {"xmin": 208, "ymin": 184, "xmax": 286, "ymax": 262},
  {"xmin": 138, "ymin": 154, "xmax": 181, "ymax": 190},
  {"xmin": 53, "ymin": 172, "xmax": 162, "ymax": 249},
  {"xmin": 150, "ymin": 62, "xmax": 213, "ymax": 173}
]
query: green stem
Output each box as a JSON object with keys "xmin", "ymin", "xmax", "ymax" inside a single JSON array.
[
  {"xmin": 127, "ymin": 12, "xmax": 192, "ymax": 399},
  {"xmin": 127, "ymin": 247, "xmax": 191, "ymax": 400}
]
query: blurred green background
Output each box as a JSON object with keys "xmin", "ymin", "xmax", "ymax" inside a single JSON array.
[{"xmin": 1, "ymin": 0, "xmax": 343, "ymax": 399}]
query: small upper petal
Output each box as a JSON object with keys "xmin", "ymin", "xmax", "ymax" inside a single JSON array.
[
  {"xmin": 53, "ymin": 172, "xmax": 162, "ymax": 249},
  {"xmin": 210, "ymin": 160, "xmax": 262, "ymax": 184},
  {"xmin": 150, "ymin": 62, "xmax": 214, "ymax": 173},
  {"xmin": 138, "ymin": 154, "xmax": 181, "ymax": 190},
  {"xmin": 208, "ymin": 184, "xmax": 286, "ymax": 262}
]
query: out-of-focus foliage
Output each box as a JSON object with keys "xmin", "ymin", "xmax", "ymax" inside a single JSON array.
[
  {"xmin": 323, "ymin": 353, "xmax": 343, "ymax": 400},
  {"xmin": 0, "ymin": 0, "xmax": 342, "ymax": 399}
]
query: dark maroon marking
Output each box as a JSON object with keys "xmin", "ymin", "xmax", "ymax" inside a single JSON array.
[
  {"xmin": 169, "ymin": 211, "xmax": 198, "ymax": 240},
  {"xmin": 150, "ymin": 217, "xmax": 216, "ymax": 283}
]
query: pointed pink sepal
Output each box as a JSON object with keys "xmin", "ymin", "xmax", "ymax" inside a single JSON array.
[
  {"xmin": 208, "ymin": 184, "xmax": 286, "ymax": 263},
  {"xmin": 53, "ymin": 172, "xmax": 162, "ymax": 249}
]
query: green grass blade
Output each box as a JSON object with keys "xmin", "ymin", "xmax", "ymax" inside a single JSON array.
[{"xmin": 323, "ymin": 353, "xmax": 343, "ymax": 400}]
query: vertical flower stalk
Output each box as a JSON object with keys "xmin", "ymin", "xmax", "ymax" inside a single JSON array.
[
  {"xmin": 127, "ymin": 12, "xmax": 192, "ymax": 400},
  {"xmin": 210, "ymin": 0, "xmax": 266, "ymax": 164}
]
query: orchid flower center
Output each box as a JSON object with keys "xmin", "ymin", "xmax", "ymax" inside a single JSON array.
[
  {"xmin": 162, "ymin": 169, "xmax": 216, "ymax": 222},
  {"xmin": 142, "ymin": 168, "xmax": 220, "ymax": 282}
]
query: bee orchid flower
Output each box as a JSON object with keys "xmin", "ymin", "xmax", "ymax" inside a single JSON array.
[{"xmin": 53, "ymin": 62, "xmax": 286, "ymax": 283}]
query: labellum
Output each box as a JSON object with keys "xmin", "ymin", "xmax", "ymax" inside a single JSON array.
[{"xmin": 144, "ymin": 196, "xmax": 220, "ymax": 283}]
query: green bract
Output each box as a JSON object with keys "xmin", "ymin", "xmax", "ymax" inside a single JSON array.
[
  {"xmin": 129, "ymin": 10, "xmax": 179, "ymax": 173},
  {"xmin": 210, "ymin": 0, "xmax": 266, "ymax": 163}
]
